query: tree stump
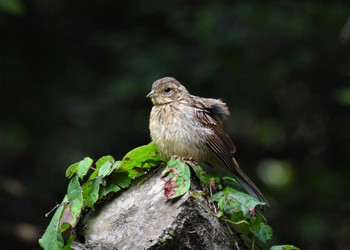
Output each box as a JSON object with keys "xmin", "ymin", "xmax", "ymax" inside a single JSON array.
[{"xmin": 71, "ymin": 168, "xmax": 246, "ymax": 250}]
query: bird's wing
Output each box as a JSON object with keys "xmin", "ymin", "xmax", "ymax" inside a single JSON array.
[
  {"xmin": 192, "ymin": 97, "xmax": 237, "ymax": 171},
  {"xmin": 191, "ymin": 97, "xmax": 269, "ymax": 206}
]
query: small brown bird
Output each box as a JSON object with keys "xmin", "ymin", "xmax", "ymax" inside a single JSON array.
[{"xmin": 147, "ymin": 77, "xmax": 269, "ymax": 206}]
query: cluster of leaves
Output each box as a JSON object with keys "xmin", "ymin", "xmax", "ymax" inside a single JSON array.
[
  {"xmin": 163, "ymin": 158, "xmax": 272, "ymax": 246},
  {"xmin": 38, "ymin": 142, "xmax": 163, "ymax": 249},
  {"xmin": 39, "ymin": 143, "xmax": 298, "ymax": 250},
  {"xmin": 161, "ymin": 158, "xmax": 299, "ymax": 250}
]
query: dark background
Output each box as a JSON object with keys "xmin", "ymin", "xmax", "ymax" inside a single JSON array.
[{"xmin": 1, "ymin": 1, "xmax": 350, "ymax": 249}]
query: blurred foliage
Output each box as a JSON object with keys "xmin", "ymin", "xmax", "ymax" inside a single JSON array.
[
  {"xmin": 0, "ymin": 1, "xmax": 350, "ymax": 249},
  {"xmin": 0, "ymin": 0, "xmax": 24, "ymax": 15}
]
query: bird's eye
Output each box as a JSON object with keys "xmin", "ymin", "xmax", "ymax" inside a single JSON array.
[{"xmin": 164, "ymin": 87, "xmax": 172, "ymax": 93}]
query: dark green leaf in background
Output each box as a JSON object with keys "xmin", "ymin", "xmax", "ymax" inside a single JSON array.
[{"xmin": 0, "ymin": 0, "xmax": 24, "ymax": 15}]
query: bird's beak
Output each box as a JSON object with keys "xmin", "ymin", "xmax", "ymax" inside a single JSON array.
[{"xmin": 146, "ymin": 90, "xmax": 156, "ymax": 98}]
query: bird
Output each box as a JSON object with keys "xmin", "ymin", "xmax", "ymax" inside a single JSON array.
[{"xmin": 147, "ymin": 77, "xmax": 269, "ymax": 206}]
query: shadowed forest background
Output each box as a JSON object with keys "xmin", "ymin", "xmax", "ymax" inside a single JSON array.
[{"xmin": 1, "ymin": 1, "xmax": 350, "ymax": 249}]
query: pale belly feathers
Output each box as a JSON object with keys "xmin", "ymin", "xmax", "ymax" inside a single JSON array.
[{"xmin": 149, "ymin": 104, "xmax": 212, "ymax": 160}]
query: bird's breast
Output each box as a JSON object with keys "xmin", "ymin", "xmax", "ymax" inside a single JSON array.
[{"xmin": 149, "ymin": 103, "xmax": 211, "ymax": 160}]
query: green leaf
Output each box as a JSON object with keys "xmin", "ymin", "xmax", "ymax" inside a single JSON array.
[
  {"xmin": 60, "ymin": 176, "xmax": 83, "ymax": 228},
  {"xmin": 98, "ymin": 160, "xmax": 113, "ymax": 177},
  {"xmin": 212, "ymin": 187, "xmax": 265, "ymax": 217},
  {"xmin": 62, "ymin": 234, "xmax": 76, "ymax": 250},
  {"xmin": 77, "ymin": 157, "xmax": 93, "ymax": 179},
  {"xmin": 96, "ymin": 155, "xmax": 115, "ymax": 177},
  {"xmin": 65, "ymin": 162, "xmax": 79, "ymax": 178},
  {"xmin": 271, "ymin": 245, "xmax": 301, "ymax": 250},
  {"xmin": 114, "ymin": 172, "xmax": 131, "ymax": 188},
  {"xmin": 161, "ymin": 156, "xmax": 191, "ymax": 199},
  {"xmin": 250, "ymin": 220, "xmax": 273, "ymax": 243},
  {"xmin": 99, "ymin": 179, "xmax": 121, "ymax": 198},
  {"xmin": 84, "ymin": 176, "xmax": 103, "ymax": 208},
  {"xmin": 120, "ymin": 142, "xmax": 163, "ymax": 178},
  {"xmin": 334, "ymin": 88, "xmax": 350, "ymax": 106},
  {"xmin": 38, "ymin": 196, "xmax": 67, "ymax": 250},
  {"xmin": 96, "ymin": 155, "xmax": 114, "ymax": 169},
  {"xmin": 187, "ymin": 161, "xmax": 212, "ymax": 186},
  {"xmin": 231, "ymin": 213, "xmax": 251, "ymax": 236}
]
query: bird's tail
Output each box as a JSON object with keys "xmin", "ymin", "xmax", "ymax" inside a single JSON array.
[{"xmin": 231, "ymin": 158, "xmax": 270, "ymax": 207}]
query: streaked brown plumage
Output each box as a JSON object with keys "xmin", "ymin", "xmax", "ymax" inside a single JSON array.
[{"xmin": 147, "ymin": 77, "xmax": 269, "ymax": 206}]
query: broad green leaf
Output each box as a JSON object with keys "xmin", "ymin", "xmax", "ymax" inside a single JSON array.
[
  {"xmin": 99, "ymin": 180, "xmax": 121, "ymax": 198},
  {"xmin": 98, "ymin": 172, "xmax": 131, "ymax": 198},
  {"xmin": 96, "ymin": 155, "xmax": 114, "ymax": 169},
  {"xmin": 96, "ymin": 155, "xmax": 115, "ymax": 177},
  {"xmin": 63, "ymin": 176, "xmax": 83, "ymax": 227},
  {"xmin": 82, "ymin": 179, "xmax": 93, "ymax": 204},
  {"xmin": 85, "ymin": 156, "xmax": 113, "ymax": 181},
  {"xmin": 212, "ymin": 190, "xmax": 241, "ymax": 216},
  {"xmin": 98, "ymin": 160, "xmax": 113, "ymax": 177},
  {"xmin": 65, "ymin": 162, "xmax": 79, "ymax": 178},
  {"xmin": 38, "ymin": 196, "xmax": 67, "ymax": 250},
  {"xmin": 213, "ymin": 187, "xmax": 265, "ymax": 217},
  {"xmin": 77, "ymin": 157, "xmax": 93, "ymax": 179},
  {"xmin": 250, "ymin": 221, "xmax": 273, "ymax": 243},
  {"xmin": 120, "ymin": 142, "xmax": 163, "ymax": 178},
  {"xmin": 84, "ymin": 176, "xmax": 103, "ymax": 208},
  {"xmin": 111, "ymin": 160, "xmax": 121, "ymax": 172},
  {"xmin": 161, "ymin": 157, "xmax": 191, "ymax": 199},
  {"xmin": 271, "ymin": 245, "xmax": 301, "ymax": 250}
]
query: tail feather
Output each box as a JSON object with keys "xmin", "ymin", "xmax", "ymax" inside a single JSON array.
[{"xmin": 231, "ymin": 158, "xmax": 270, "ymax": 207}]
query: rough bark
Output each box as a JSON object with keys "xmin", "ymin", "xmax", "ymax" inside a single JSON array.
[{"xmin": 71, "ymin": 168, "xmax": 247, "ymax": 250}]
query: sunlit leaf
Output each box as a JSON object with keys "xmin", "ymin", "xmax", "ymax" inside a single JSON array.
[
  {"xmin": 96, "ymin": 155, "xmax": 114, "ymax": 177},
  {"xmin": 65, "ymin": 162, "xmax": 79, "ymax": 178},
  {"xmin": 77, "ymin": 157, "xmax": 93, "ymax": 179},
  {"xmin": 96, "ymin": 155, "xmax": 114, "ymax": 169},
  {"xmin": 120, "ymin": 142, "xmax": 163, "ymax": 178},
  {"xmin": 98, "ymin": 160, "xmax": 113, "ymax": 177}
]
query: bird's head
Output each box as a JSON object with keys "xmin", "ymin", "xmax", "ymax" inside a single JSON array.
[{"xmin": 147, "ymin": 77, "xmax": 189, "ymax": 105}]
